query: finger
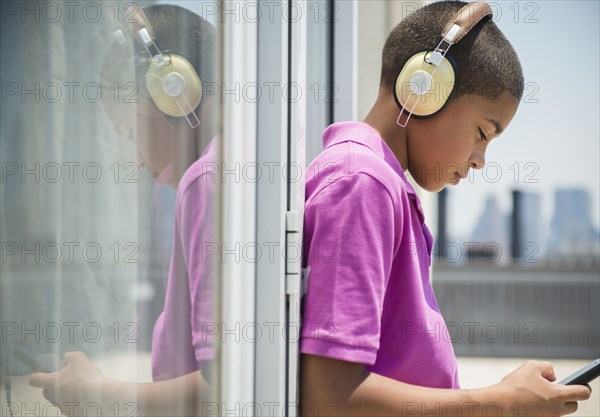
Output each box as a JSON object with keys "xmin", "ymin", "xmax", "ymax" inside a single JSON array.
[
  {"xmin": 536, "ymin": 360, "xmax": 556, "ymax": 382},
  {"xmin": 29, "ymin": 371, "xmax": 61, "ymax": 388},
  {"xmin": 559, "ymin": 384, "xmax": 592, "ymax": 401},
  {"xmin": 29, "ymin": 372, "xmax": 51, "ymax": 388},
  {"xmin": 61, "ymin": 352, "xmax": 73, "ymax": 367},
  {"xmin": 62, "ymin": 351, "xmax": 85, "ymax": 367},
  {"xmin": 561, "ymin": 401, "xmax": 578, "ymax": 416}
]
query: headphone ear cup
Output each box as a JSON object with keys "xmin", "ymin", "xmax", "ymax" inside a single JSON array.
[
  {"xmin": 145, "ymin": 54, "xmax": 203, "ymax": 117},
  {"xmin": 394, "ymin": 51, "xmax": 456, "ymax": 117}
]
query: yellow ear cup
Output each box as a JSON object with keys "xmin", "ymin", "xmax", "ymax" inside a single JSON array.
[
  {"xmin": 145, "ymin": 54, "xmax": 202, "ymax": 117},
  {"xmin": 395, "ymin": 52, "xmax": 456, "ymax": 117}
]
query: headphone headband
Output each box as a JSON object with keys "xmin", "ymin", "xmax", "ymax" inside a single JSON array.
[
  {"xmin": 442, "ymin": 2, "xmax": 493, "ymax": 44},
  {"xmin": 124, "ymin": 4, "xmax": 157, "ymax": 48}
]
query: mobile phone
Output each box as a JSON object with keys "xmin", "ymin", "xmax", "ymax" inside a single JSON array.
[
  {"xmin": 558, "ymin": 358, "xmax": 600, "ymax": 385},
  {"xmin": 5, "ymin": 343, "xmax": 60, "ymax": 376}
]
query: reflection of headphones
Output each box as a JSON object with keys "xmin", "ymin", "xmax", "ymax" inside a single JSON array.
[
  {"xmin": 394, "ymin": 1, "xmax": 493, "ymax": 126},
  {"xmin": 113, "ymin": 4, "xmax": 202, "ymax": 128}
]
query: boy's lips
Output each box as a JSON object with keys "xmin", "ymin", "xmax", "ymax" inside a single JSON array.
[{"xmin": 450, "ymin": 172, "xmax": 466, "ymax": 185}]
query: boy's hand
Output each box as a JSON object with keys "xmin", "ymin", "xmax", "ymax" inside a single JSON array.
[
  {"xmin": 496, "ymin": 360, "xmax": 591, "ymax": 416},
  {"xmin": 29, "ymin": 351, "xmax": 111, "ymax": 417}
]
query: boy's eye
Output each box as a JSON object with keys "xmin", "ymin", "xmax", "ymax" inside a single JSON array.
[{"xmin": 478, "ymin": 128, "xmax": 488, "ymax": 142}]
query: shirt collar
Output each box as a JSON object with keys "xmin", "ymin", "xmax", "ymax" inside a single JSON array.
[{"xmin": 322, "ymin": 121, "xmax": 417, "ymax": 197}]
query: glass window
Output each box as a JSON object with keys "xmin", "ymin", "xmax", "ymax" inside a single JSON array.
[{"xmin": 1, "ymin": 1, "xmax": 220, "ymax": 415}]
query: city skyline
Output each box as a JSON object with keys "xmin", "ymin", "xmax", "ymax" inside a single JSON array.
[{"xmin": 449, "ymin": 187, "xmax": 600, "ymax": 265}]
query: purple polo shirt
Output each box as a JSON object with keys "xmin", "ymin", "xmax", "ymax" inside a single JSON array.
[
  {"xmin": 300, "ymin": 122, "xmax": 460, "ymax": 388},
  {"xmin": 151, "ymin": 139, "xmax": 216, "ymax": 381}
]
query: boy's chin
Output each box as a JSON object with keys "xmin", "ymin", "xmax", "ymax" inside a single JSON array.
[{"xmin": 413, "ymin": 178, "xmax": 447, "ymax": 193}]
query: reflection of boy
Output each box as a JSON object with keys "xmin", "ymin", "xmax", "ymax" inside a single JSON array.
[
  {"xmin": 152, "ymin": 137, "xmax": 216, "ymax": 381},
  {"xmin": 101, "ymin": 3, "xmax": 218, "ymax": 356},
  {"xmin": 300, "ymin": 2, "xmax": 591, "ymax": 416},
  {"xmin": 30, "ymin": 4, "xmax": 218, "ymax": 416}
]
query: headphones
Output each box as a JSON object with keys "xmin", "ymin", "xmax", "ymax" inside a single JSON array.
[
  {"xmin": 394, "ymin": 1, "xmax": 493, "ymax": 127},
  {"xmin": 112, "ymin": 4, "xmax": 203, "ymax": 128}
]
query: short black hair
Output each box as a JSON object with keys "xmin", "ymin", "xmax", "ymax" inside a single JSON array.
[
  {"xmin": 381, "ymin": 1, "xmax": 524, "ymax": 102},
  {"xmin": 142, "ymin": 4, "xmax": 216, "ymax": 87}
]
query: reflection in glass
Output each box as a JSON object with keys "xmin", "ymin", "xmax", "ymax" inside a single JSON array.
[{"xmin": 1, "ymin": 2, "xmax": 219, "ymax": 416}]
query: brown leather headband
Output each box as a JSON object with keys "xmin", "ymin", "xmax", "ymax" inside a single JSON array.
[
  {"xmin": 442, "ymin": 1, "xmax": 493, "ymax": 44},
  {"xmin": 124, "ymin": 3, "xmax": 156, "ymax": 46}
]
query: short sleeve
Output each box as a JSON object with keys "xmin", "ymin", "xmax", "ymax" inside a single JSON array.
[{"xmin": 300, "ymin": 173, "xmax": 398, "ymax": 365}]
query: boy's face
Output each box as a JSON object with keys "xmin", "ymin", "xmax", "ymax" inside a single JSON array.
[
  {"xmin": 102, "ymin": 97, "xmax": 175, "ymax": 181},
  {"xmin": 406, "ymin": 91, "xmax": 519, "ymax": 192}
]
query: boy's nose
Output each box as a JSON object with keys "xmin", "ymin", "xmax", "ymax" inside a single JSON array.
[{"xmin": 469, "ymin": 154, "xmax": 485, "ymax": 170}]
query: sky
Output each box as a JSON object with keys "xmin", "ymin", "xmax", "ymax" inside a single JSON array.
[{"xmin": 444, "ymin": 0, "xmax": 600, "ymax": 241}]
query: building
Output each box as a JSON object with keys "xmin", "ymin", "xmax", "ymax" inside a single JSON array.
[{"xmin": 549, "ymin": 189, "xmax": 600, "ymax": 260}]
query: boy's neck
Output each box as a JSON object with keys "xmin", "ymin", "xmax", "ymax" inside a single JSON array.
[{"xmin": 363, "ymin": 90, "xmax": 409, "ymax": 172}]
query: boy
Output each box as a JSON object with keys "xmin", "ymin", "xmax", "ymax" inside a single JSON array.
[
  {"xmin": 300, "ymin": 1, "xmax": 591, "ymax": 416},
  {"xmin": 29, "ymin": 4, "xmax": 218, "ymax": 416}
]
